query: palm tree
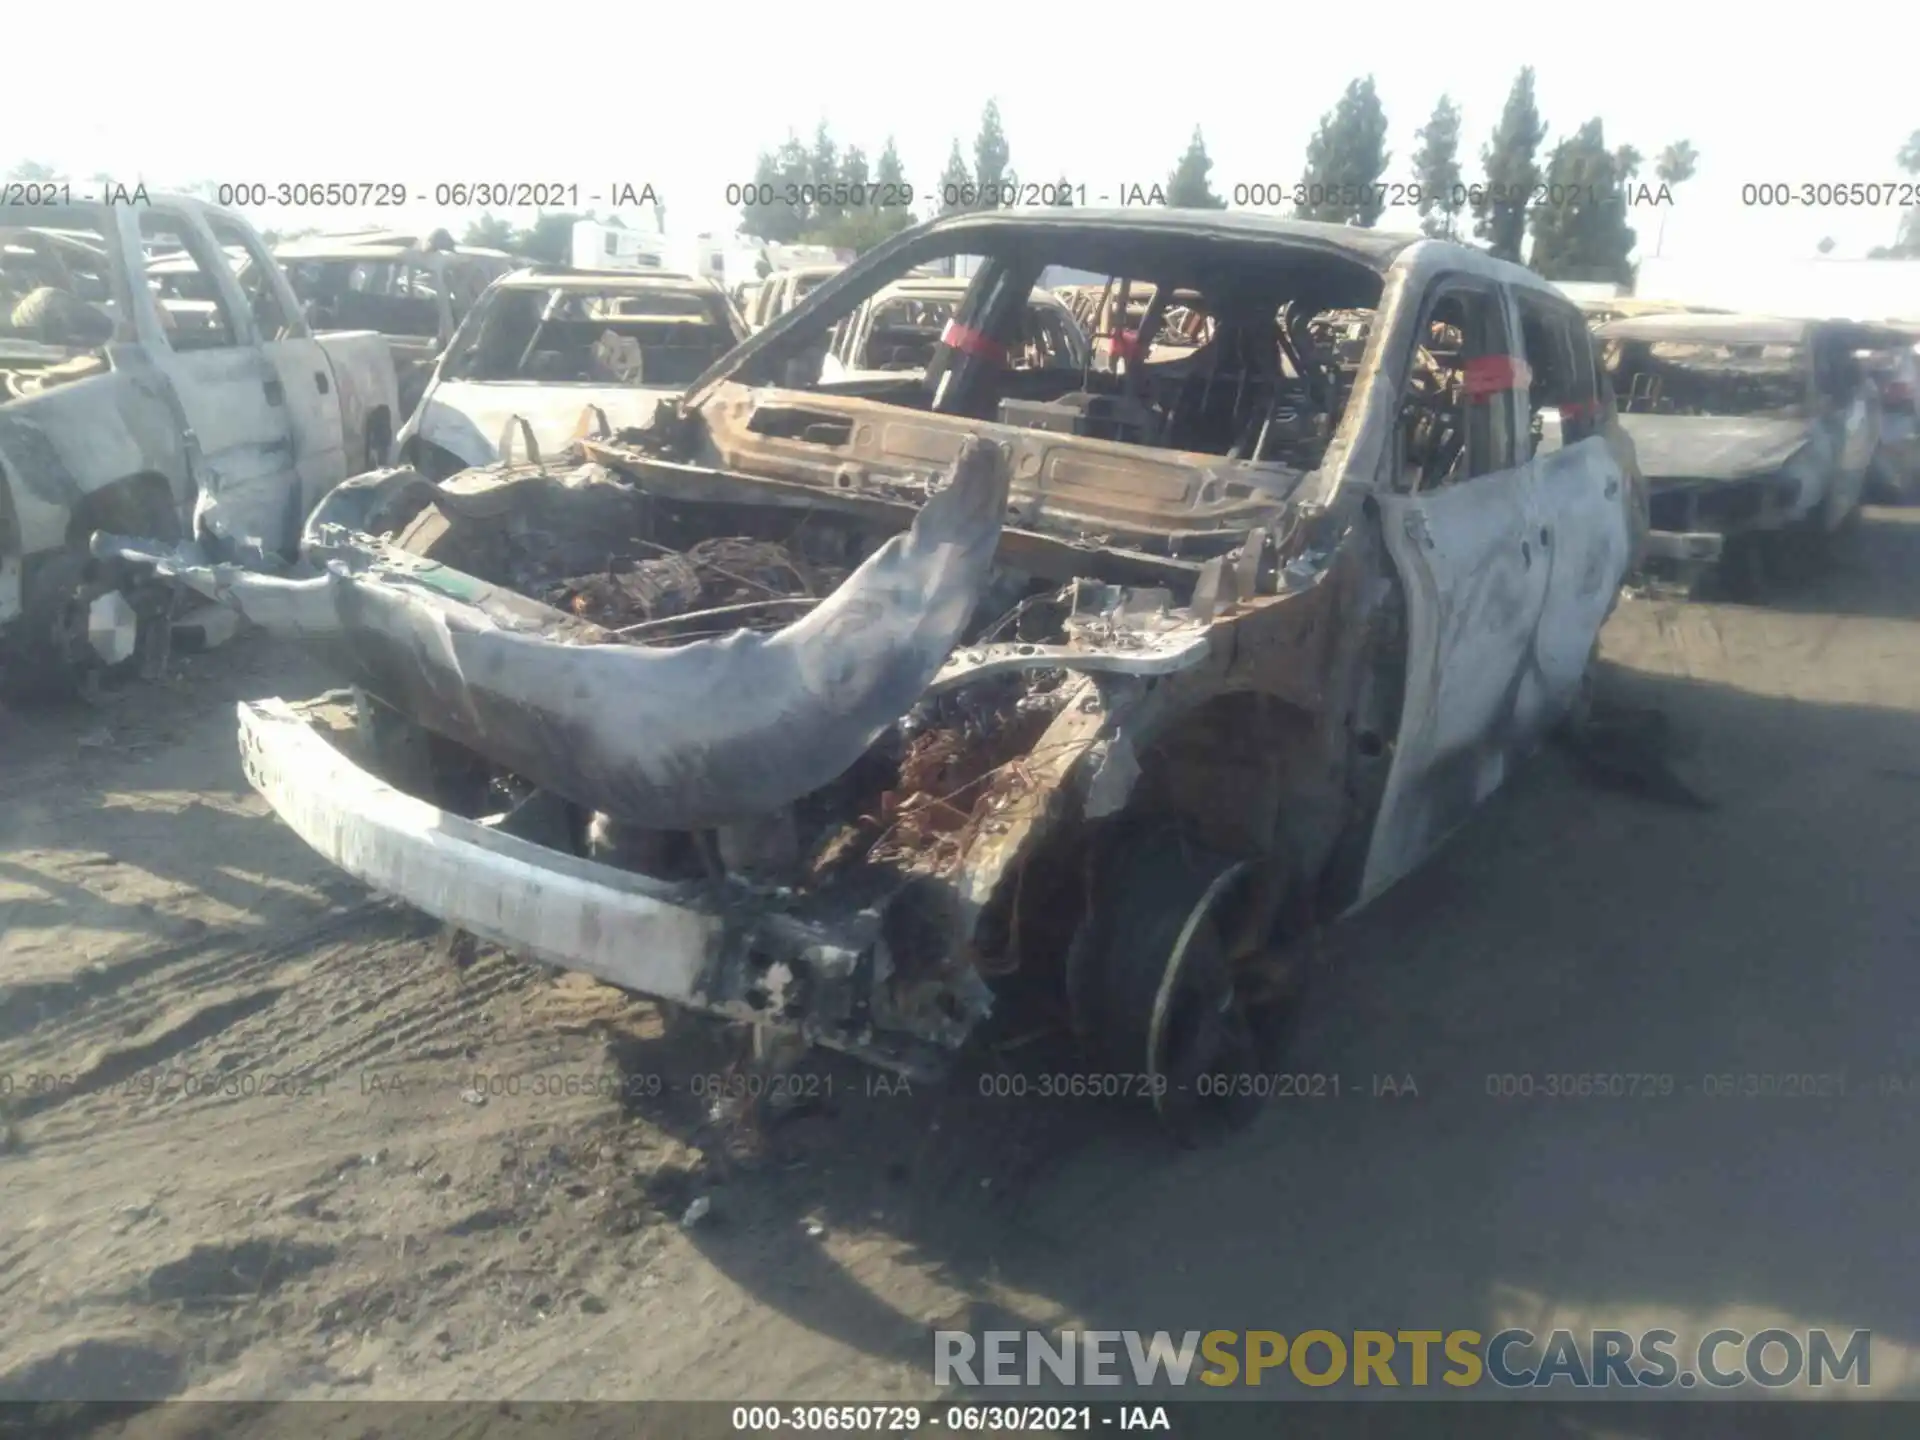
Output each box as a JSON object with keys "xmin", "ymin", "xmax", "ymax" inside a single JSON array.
[{"xmin": 1652, "ymin": 141, "xmax": 1699, "ymax": 259}]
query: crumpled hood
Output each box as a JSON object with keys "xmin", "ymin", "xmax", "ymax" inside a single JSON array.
[
  {"xmin": 415, "ymin": 379, "xmax": 681, "ymax": 466},
  {"xmin": 101, "ymin": 437, "xmax": 1016, "ymax": 831},
  {"xmin": 1616, "ymin": 414, "xmax": 1812, "ymax": 483}
]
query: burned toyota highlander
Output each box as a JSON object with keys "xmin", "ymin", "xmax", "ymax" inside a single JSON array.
[{"xmin": 108, "ymin": 210, "xmax": 1643, "ymax": 1124}]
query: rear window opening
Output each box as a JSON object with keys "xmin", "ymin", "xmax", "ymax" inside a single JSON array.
[
  {"xmin": 444, "ymin": 284, "xmax": 739, "ymax": 387},
  {"xmin": 283, "ymin": 257, "xmax": 443, "ymax": 339},
  {"xmin": 741, "ymin": 230, "xmax": 1385, "ymax": 474},
  {"xmin": 1, "ymin": 218, "xmax": 120, "ymax": 399}
]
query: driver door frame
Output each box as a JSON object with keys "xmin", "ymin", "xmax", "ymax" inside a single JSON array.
[{"xmin": 1361, "ymin": 272, "xmax": 1553, "ymax": 902}]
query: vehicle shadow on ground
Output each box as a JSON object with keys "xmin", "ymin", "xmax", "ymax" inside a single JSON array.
[
  {"xmin": 1675, "ymin": 506, "xmax": 1920, "ymax": 623},
  {"xmin": 598, "ymin": 655, "xmax": 1920, "ymax": 1402},
  {"xmin": 0, "ymin": 637, "xmax": 349, "ymax": 961},
  {"xmin": 0, "ymin": 633, "xmax": 319, "ymax": 790}
]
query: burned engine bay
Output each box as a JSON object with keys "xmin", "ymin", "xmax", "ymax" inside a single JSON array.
[{"xmin": 354, "ymin": 448, "xmax": 1118, "ymax": 894}]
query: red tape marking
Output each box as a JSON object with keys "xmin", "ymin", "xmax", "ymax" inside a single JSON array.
[
  {"xmin": 940, "ymin": 320, "xmax": 1006, "ymax": 365},
  {"xmin": 1463, "ymin": 354, "xmax": 1533, "ymax": 401}
]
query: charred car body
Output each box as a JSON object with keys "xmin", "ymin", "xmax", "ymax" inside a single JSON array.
[
  {"xmin": 1, "ymin": 196, "xmax": 398, "ymax": 693},
  {"xmin": 394, "ymin": 269, "xmax": 747, "ymax": 481},
  {"xmin": 1575, "ymin": 297, "xmax": 1730, "ymax": 327},
  {"xmin": 1595, "ymin": 312, "xmax": 1879, "ymax": 588},
  {"xmin": 123, "ymin": 210, "xmax": 1642, "ymax": 1122}
]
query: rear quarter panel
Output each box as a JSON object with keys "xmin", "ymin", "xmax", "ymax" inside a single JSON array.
[{"xmin": 0, "ymin": 363, "xmax": 189, "ymax": 556}]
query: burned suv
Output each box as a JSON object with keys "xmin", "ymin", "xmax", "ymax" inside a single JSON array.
[
  {"xmin": 1596, "ymin": 312, "xmax": 1880, "ymax": 591},
  {"xmin": 125, "ymin": 210, "xmax": 1642, "ymax": 1127}
]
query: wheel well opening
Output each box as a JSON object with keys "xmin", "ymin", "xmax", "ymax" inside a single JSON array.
[
  {"xmin": 971, "ymin": 691, "xmax": 1332, "ymax": 1008},
  {"xmin": 1132, "ymin": 691, "xmax": 1328, "ymax": 863},
  {"xmin": 65, "ymin": 472, "xmax": 182, "ymax": 550}
]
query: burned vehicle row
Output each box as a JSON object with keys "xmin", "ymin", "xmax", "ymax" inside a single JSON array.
[
  {"xmin": 274, "ymin": 231, "xmax": 519, "ymax": 419},
  {"xmin": 744, "ymin": 263, "xmax": 844, "ymax": 330},
  {"xmin": 144, "ymin": 230, "xmax": 515, "ymax": 428},
  {"xmin": 124, "ymin": 210, "xmax": 1642, "ymax": 1126},
  {"xmin": 1594, "ymin": 313, "xmax": 1882, "ymax": 591},
  {"xmin": 1, "ymin": 196, "xmax": 398, "ymax": 694},
  {"xmin": 394, "ymin": 269, "xmax": 748, "ymax": 480}
]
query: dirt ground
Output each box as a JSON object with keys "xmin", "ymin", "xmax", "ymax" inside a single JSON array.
[{"xmin": 5, "ymin": 511, "xmax": 1920, "ymax": 1407}]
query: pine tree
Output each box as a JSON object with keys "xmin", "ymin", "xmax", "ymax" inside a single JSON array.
[
  {"xmin": 463, "ymin": 215, "xmax": 516, "ymax": 250},
  {"xmin": 1166, "ymin": 127, "xmax": 1227, "ymax": 209},
  {"xmin": 938, "ymin": 140, "xmax": 972, "ymax": 215},
  {"xmin": 1527, "ymin": 119, "xmax": 1637, "ymax": 285},
  {"xmin": 768, "ymin": 134, "xmax": 813, "ymax": 241},
  {"xmin": 876, "ymin": 137, "xmax": 907, "ymax": 190},
  {"xmin": 841, "ymin": 145, "xmax": 870, "ymax": 196},
  {"xmin": 1473, "ymin": 68, "xmax": 1549, "ymax": 261},
  {"xmin": 1295, "ymin": 77, "xmax": 1391, "ymax": 226},
  {"xmin": 973, "ymin": 100, "xmax": 1012, "ymax": 204},
  {"xmin": 738, "ymin": 152, "xmax": 786, "ymax": 241},
  {"xmin": 1411, "ymin": 96, "xmax": 1464, "ymax": 239},
  {"xmin": 809, "ymin": 122, "xmax": 842, "ymax": 222}
]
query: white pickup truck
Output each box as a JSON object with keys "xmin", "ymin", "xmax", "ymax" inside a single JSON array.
[{"xmin": 0, "ymin": 193, "xmax": 398, "ymax": 693}]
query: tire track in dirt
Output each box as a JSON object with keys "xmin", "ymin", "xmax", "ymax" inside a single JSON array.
[
  {"xmin": 285, "ymin": 938, "xmax": 537, "ymax": 1085},
  {"xmin": 3, "ymin": 905, "xmax": 452, "ymax": 1161},
  {"xmin": 5, "ymin": 989, "xmax": 287, "ymax": 1122},
  {"xmin": 1, "ymin": 903, "xmax": 394, "ymax": 1064},
  {"xmin": 0, "ymin": 928, "xmax": 234, "ymax": 1045},
  {"xmin": 15, "ymin": 937, "xmax": 549, "ymax": 1174}
]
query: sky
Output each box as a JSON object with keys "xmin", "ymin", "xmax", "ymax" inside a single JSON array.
[{"xmin": 7, "ymin": 0, "xmax": 1911, "ymax": 264}]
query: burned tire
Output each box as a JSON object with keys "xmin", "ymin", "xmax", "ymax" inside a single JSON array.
[
  {"xmin": 1079, "ymin": 829, "xmax": 1263, "ymax": 1143},
  {"xmin": 0, "ymin": 546, "xmax": 176, "ymax": 703}
]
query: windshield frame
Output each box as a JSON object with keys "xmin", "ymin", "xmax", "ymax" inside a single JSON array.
[{"xmin": 1606, "ymin": 337, "xmax": 1813, "ymax": 420}]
